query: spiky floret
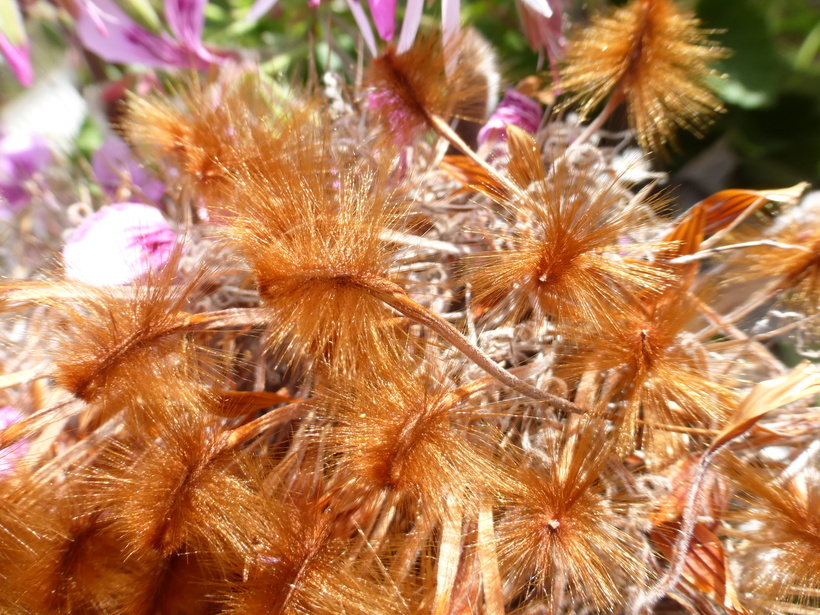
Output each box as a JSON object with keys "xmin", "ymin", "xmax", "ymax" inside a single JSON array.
[
  {"xmin": 495, "ymin": 420, "xmax": 648, "ymax": 611},
  {"xmin": 124, "ymin": 72, "xmax": 308, "ymax": 214},
  {"xmin": 722, "ymin": 223, "xmax": 820, "ymax": 342},
  {"xmin": 465, "ymin": 156, "xmax": 668, "ymax": 329},
  {"xmin": 91, "ymin": 409, "xmax": 252, "ymax": 559},
  {"xmin": 560, "ymin": 288, "xmax": 737, "ymax": 462},
  {"xmin": 366, "ymin": 29, "xmax": 492, "ymax": 146},
  {"xmin": 317, "ymin": 356, "xmax": 503, "ymax": 517},
  {"xmin": 222, "ymin": 490, "xmax": 403, "ymax": 615},
  {"xmin": 727, "ymin": 456, "xmax": 820, "ymax": 611},
  {"xmin": 44, "ymin": 255, "xmax": 218, "ymax": 430},
  {"xmin": 559, "ymin": 0, "xmax": 726, "ymax": 153},
  {"xmin": 223, "ymin": 124, "xmax": 413, "ymax": 373}
]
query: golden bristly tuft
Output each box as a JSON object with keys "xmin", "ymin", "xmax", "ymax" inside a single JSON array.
[
  {"xmin": 365, "ymin": 29, "xmax": 493, "ymax": 146},
  {"xmin": 222, "ymin": 491, "xmax": 403, "ymax": 615},
  {"xmin": 42, "ymin": 253, "xmax": 224, "ymax": 434},
  {"xmin": 223, "ymin": 128, "xmax": 412, "ymax": 373},
  {"xmin": 465, "ymin": 153, "xmax": 669, "ymax": 329},
  {"xmin": 721, "ymin": 222, "xmax": 820, "ymax": 343},
  {"xmin": 560, "ymin": 287, "xmax": 737, "ymax": 462},
  {"xmin": 317, "ymin": 356, "xmax": 503, "ymax": 517},
  {"xmin": 727, "ymin": 456, "xmax": 820, "ymax": 611},
  {"xmin": 124, "ymin": 72, "xmax": 294, "ymax": 213},
  {"xmin": 495, "ymin": 420, "xmax": 648, "ymax": 611},
  {"xmin": 559, "ymin": 0, "xmax": 727, "ymax": 153}
]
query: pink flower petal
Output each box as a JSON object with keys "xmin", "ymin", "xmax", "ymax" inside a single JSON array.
[
  {"xmin": 478, "ymin": 89, "xmax": 542, "ymax": 146},
  {"xmin": 92, "ymin": 135, "xmax": 165, "ymax": 202},
  {"xmin": 368, "ymin": 0, "xmax": 396, "ymax": 41},
  {"xmin": 0, "ymin": 407, "xmax": 28, "ymax": 478},
  {"xmin": 0, "ymin": 33, "xmax": 32, "ymax": 87},
  {"xmin": 0, "ymin": 132, "xmax": 50, "ymax": 215},
  {"xmin": 76, "ymin": 0, "xmax": 214, "ymax": 69},
  {"xmin": 63, "ymin": 203, "xmax": 178, "ymax": 286}
]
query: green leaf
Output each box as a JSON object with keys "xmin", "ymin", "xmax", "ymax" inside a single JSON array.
[{"xmin": 697, "ymin": 0, "xmax": 781, "ymax": 109}]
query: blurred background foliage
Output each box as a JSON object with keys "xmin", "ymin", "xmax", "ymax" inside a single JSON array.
[{"xmin": 3, "ymin": 0, "xmax": 819, "ymax": 192}]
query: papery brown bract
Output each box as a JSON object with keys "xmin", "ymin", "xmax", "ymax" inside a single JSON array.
[
  {"xmin": 559, "ymin": 0, "xmax": 726, "ymax": 153},
  {"xmin": 495, "ymin": 420, "xmax": 648, "ymax": 611},
  {"xmin": 466, "ymin": 155, "xmax": 668, "ymax": 330}
]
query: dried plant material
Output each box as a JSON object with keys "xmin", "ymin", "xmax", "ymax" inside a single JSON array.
[
  {"xmin": 699, "ymin": 182, "xmax": 808, "ymax": 237},
  {"xmin": 650, "ymin": 457, "xmax": 749, "ymax": 614},
  {"xmin": 319, "ymin": 358, "xmax": 503, "ymax": 517},
  {"xmin": 366, "ymin": 30, "xmax": 491, "ymax": 147},
  {"xmin": 562, "ymin": 287, "xmax": 736, "ymax": 461},
  {"xmin": 495, "ymin": 420, "xmax": 648, "ymax": 611},
  {"xmin": 222, "ymin": 493, "xmax": 403, "ymax": 615},
  {"xmin": 727, "ymin": 455, "xmax": 820, "ymax": 612},
  {"xmin": 222, "ymin": 138, "xmax": 410, "ymax": 373},
  {"xmin": 466, "ymin": 155, "xmax": 668, "ymax": 329},
  {"xmin": 559, "ymin": 0, "xmax": 727, "ymax": 153}
]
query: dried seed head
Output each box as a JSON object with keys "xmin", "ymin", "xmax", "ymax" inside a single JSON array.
[{"xmin": 560, "ymin": 0, "xmax": 727, "ymax": 153}]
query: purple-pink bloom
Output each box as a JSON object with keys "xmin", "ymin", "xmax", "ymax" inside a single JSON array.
[
  {"xmin": 0, "ymin": 132, "xmax": 50, "ymax": 217},
  {"xmin": 368, "ymin": 0, "xmax": 397, "ymax": 41},
  {"xmin": 0, "ymin": 406, "xmax": 28, "ymax": 478},
  {"xmin": 63, "ymin": 202, "xmax": 178, "ymax": 286},
  {"xmin": 76, "ymin": 0, "xmax": 219, "ymax": 69},
  {"xmin": 0, "ymin": 33, "xmax": 32, "ymax": 87},
  {"xmin": 477, "ymin": 89, "xmax": 542, "ymax": 146},
  {"xmin": 515, "ymin": 0, "xmax": 565, "ymax": 70},
  {"xmin": 92, "ymin": 135, "xmax": 165, "ymax": 203}
]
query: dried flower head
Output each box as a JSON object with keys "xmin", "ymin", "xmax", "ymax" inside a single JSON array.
[
  {"xmin": 465, "ymin": 151, "xmax": 667, "ymax": 328},
  {"xmin": 559, "ymin": 0, "xmax": 727, "ymax": 153},
  {"xmin": 495, "ymin": 420, "xmax": 648, "ymax": 611}
]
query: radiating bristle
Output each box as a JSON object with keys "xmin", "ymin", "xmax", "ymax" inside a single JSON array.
[
  {"xmin": 495, "ymin": 420, "xmax": 649, "ymax": 611},
  {"xmin": 560, "ymin": 0, "xmax": 727, "ymax": 153},
  {"xmin": 465, "ymin": 155, "xmax": 669, "ymax": 330}
]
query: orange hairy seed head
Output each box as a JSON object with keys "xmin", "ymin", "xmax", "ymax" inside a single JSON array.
[
  {"xmin": 495, "ymin": 421, "xmax": 648, "ymax": 610},
  {"xmin": 222, "ymin": 122, "xmax": 413, "ymax": 373},
  {"xmin": 559, "ymin": 0, "xmax": 727, "ymax": 153},
  {"xmin": 465, "ymin": 156, "xmax": 669, "ymax": 329}
]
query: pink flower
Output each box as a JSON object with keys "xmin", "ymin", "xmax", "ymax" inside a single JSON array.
[
  {"xmin": 92, "ymin": 135, "xmax": 165, "ymax": 203},
  {"xmin": 0, "ymin": 132, "xmax": 51, "ymax": 217},
  {"xmin": 63, "ymin": 203, "xmax": 178, "ymax": 286},
  {"xmin": 515, "ymin": 0, "xmax": 565, "ymax": 70},
  {"xmin": 0, "ymin": 407, "xmax": 28, "ymax": 478},
  {"xmin": 477, "ymin": 89, "xmax": 542, "ymax": 146},
  {"xmin": 75, "ymin": 0, "xmax": 220, "ymax": 69},
  {"xmin": 0, "ymin": 0, "xmax": 33, "ymax": 86}
]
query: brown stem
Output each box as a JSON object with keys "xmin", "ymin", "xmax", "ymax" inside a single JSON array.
[
  {"xmin": 222, "ymin": 400, "xmax": 305, "ymax": 451},
  {"xmin": 368, "ymin": 279, "xmax": 586, "ymax": 416},
  {"xmin": 569, "ymin": 87, "xmax": 625, "ymax": 150}
]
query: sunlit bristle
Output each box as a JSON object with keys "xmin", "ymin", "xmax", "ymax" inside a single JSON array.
[
  {"xmin": 465, "ymin": 155, "xmax": 669, "ymax": 329},
  {"xmin": 45, "ymin": 253, "xmax": 220, "ymax": 431},
  {"xmin": 317, "ymin": 356, "xmax": 504, "ymax": 517},
  {"xmin": 559, "ymin": 0, "xmax": 727, "ymax": 153},
  {"xmin": 222, "ymin": 490, "xmax": 403, "ymax": 615},
  {"xmin": 124, "ymin": 71, "xmax": 294, "ymax": 212},
  {"xmin": 560, "ymin": 287, "xmax": 737, "ymax": 462},
  {"xmin": 222, "ymin": 123, "xmax": 413, "ymax": 373},
  {"xmin": 727, "ymin": 456, "xmax": 820, "ymax": 610},
  {"xmin": 365, "ymin": 29, "xmax": 495, "ymax": 146},
  {"xmin": 495, "ymin": 420, "xmax": 649, "ymax": 610}
]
